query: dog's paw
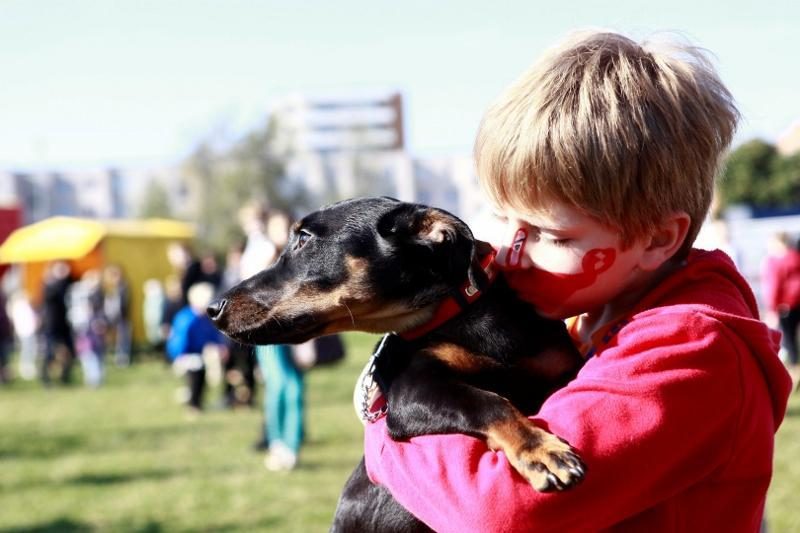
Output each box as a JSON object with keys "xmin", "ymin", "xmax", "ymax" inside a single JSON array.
[{"xmin": 510, "ymin": 429, "xmax": 585, "ymax": 492}]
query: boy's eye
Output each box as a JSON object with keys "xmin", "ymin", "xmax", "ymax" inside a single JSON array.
[
  {"xmin": 549, "ymin": 237, "xmax": 572, "ymax": 247},
  {"xmin": 294, "ymin": 230, "xmax": 313, "ymax": 251}
]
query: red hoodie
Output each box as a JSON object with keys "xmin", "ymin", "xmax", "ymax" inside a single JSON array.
[{"xmin": 364, "ymin": 249, "xmax": 792, "ymax": 532}]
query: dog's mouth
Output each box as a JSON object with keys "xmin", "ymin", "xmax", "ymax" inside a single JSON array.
[
  {"xmin": 211, "ymin": 294, "xmax": 435, "ymax": 346},
  {"xmin": 224, "ymin": 325, "xmax": 326, "ymax": 346},
  {"xmin": 214, "ymin": 308, "xmax": 328, "ymax": 346}
]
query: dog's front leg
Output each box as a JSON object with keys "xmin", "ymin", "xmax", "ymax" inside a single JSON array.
[{"xmin": 386, "ymin": 365, "xmax": 585, "ymax": 492}]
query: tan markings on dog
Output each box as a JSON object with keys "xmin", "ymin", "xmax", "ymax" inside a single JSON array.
[
  {"xmin": 420, "ymin": 210, "xmax": 454, "ymax": 242},
  {"xmin": 325, "ymin": 304, "xmax": 436, "ymax": 335},
  {"xmin": 265, "ymin": 256, "xmax": 373, "ymax": 319},
  {"xmin": 426, "ymin": 343, "xmax": 501, "ymax": 373},
  {"xmin": 516, "ymin": 347, "xmax": 580, "ymax": 381},
  {"xmin": 485, "ymin": 410, "xmax": 582, "ymax": 491},
  {"xmin": 259, "ymin": 256, "xmax": 434, "ymax": 335}
]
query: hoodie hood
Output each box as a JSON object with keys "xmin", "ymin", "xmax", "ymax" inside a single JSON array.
[{"xmin": 637, "ymin": 248, "xmax": 792, "ymax": 429}]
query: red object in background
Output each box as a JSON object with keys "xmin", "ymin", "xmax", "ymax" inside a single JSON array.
[{"xmin": 0, "ymin": 205, "xmax": 23, "ymax": 279}]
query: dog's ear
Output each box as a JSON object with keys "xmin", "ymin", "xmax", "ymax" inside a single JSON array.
[
  {"xmin": 376, "ymin": 203, "xmax": 421, "ymax": 240},
  {"xmin": 378, "ymin": 204, "xmax": 487, "ymax": 284},
  {"xmin": 467, "ymin": 240, "xmax": 494, "ymax": 290}
]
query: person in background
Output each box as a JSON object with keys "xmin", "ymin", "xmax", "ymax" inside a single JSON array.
[
  {"xmin": 8, "ymin": 291, "xmax": 38, "ymax": 380},
  {"xmin": 143, "ymin": 278, "xmax": 165, "ymax": 350},
  {"xmin": 255, "ymin": 209, "xmax": 309, "ymax": 471},
  {"xmin": 237, "ymin": 201, "xmax": 307, "ymax": 467},
  {"xmin": 159, "ymin": 275, "xmax": 184, "ymax": 364},
  {"xmin": 41, "ymin": 261, "xmax": 75, "ymax": 385},
  {"xmin": 0, "ymin": 289, "xmax": 12, "ymax": 383},
  {"xmin": 167, "ymin": 282, "xmax": 227, "ymax": 414},
  {"xmin": 762, "ymin": 231, "xmax": 800, "ymax": 387},
  {"xmin": 68, "ymin": 269, "xmax": 107, "ymax": 387},
  {"xmin": 220, "ymin": 241, "xmax": 257, "ymax": 408},
  {"xmin": 176, "ymin": 247, "xmax": 223, "ymax": 304},
  {"xmin": 103, "ymin": 264, "xmax": 131, "ymax": 367},
  {"xmin": 166, "ymin": 242, "xmax": 194, "ymax": 305},
  {"xmin": 238, "ymin": 201, "xmax": 276, "ymax": 281}
]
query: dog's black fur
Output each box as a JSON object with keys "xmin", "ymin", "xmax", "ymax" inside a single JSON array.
[{"xmin": 208, "ymin": 197, "xmax": 585, "ymax": 532}]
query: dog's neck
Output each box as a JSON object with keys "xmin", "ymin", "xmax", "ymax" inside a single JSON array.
[{"xmin": 398, "ymin": 251, "xmax": 498, "ymax": 341}]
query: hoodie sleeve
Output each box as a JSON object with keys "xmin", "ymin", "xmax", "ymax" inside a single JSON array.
[{"xmin": 363, "ymin": 312, "xmax": 755, "ymax": 532}]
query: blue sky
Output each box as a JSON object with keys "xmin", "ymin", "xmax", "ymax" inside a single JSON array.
[{"xmin": 1, "ymin": 0, "xmax": 798, "ymax": 169}]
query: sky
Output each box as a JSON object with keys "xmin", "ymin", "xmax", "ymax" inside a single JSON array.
[{"xmin": 1, "ymin": 0, "xmax": 798, "ymax": 171}]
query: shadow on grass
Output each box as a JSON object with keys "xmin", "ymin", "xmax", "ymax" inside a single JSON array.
[
  {"xmin": 127, "ymin": 521, "xmax": 164, "ymax": 533},
  {"xmin": 0, "ymin": 517, "xmax": 93, "ymax": 533},
  {"xmin": 0, "ymin": 433, "xmax": 88, "ymax": 460},
  {"xmin": 65, "ymin": 468, "xmax": 175, "ymax": 486},
  {"xmin": 0, "ymin": 422, "xmax": 200, "ymax": 461},
  {"xmin": 1, "ymin": 518, "xmax": 170, "ymax": 533},
  {"xmin": 202, "ymin": 516, "xmax": 283, "ymax": 532},
  {"xmin": 786, "ymin": 404, "xmax": 800, "ymax": 418}
]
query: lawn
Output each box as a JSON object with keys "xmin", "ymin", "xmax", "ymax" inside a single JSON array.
[{"xmin": 1, "ymin": 332, "xmax": 798, "ymax": 532}]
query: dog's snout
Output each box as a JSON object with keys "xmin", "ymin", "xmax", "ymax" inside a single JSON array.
[{"xmin": 207, "ymin": 298, "xmax": 227, "ymax": 321}]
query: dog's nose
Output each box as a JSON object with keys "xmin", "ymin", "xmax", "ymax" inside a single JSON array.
[{"xmin": 207, "ymin": 299, "xmax": 227, "ymax": 321}]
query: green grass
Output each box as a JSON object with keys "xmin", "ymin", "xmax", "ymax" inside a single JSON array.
[
  {"xmin": 1, "ymin": 332, "xmax": 799, "ymax": 532},
  {"xmin": 768, "ymin": 392, "xmax": 800, "ymax": 532},
  {"xmin": 0, "ymin": 333, "xmax": 380, "ymax": 533}
]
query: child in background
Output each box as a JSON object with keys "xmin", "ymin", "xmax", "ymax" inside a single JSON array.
[
  {"xmin": 361, "ymin": 31, "xmax": 792, "ymax": 531},
  {"xmin": 167, "ymin": 282, "xmax": 227, "ymax": 413}
]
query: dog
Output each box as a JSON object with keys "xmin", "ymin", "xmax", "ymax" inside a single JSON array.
[{"xmin": 208, "ymin": 197, "xmax": 585, "ymax": 532}]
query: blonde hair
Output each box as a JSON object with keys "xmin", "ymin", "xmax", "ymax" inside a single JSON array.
[{"xmin": 476, "ymin": 31, "xmax": 739, "ymax": 256}]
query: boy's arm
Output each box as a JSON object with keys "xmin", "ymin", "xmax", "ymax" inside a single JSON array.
[{"xmin": 363, "ymin": 318, "xmax": 745, "ymax": 532}]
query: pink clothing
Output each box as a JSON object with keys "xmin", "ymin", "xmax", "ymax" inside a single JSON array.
[
  {"xmin": 364, "ymin": 249, "xmax": 791, "ymax": 532},
  {"xmin": 761, "ymin": 248, "xmax": 800, "ymax": 312}
]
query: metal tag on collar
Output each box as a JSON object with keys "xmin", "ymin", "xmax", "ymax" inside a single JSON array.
[{"xmin": 360, "ymin": 334, "xmax": 390, "ymax": 423}]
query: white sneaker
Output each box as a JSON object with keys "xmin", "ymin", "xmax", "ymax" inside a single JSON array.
[{"xmin": 264, "ymin": 442, "xmax": 297, "ymax": 472}]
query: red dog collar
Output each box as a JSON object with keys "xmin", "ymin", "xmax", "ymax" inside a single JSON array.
[{"xmin": 399, "ymin": 251, "xmax": 498, "ymax": 340}]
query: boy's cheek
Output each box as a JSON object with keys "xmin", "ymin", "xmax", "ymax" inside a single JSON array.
[{"xmin": 501, "ymin": 248, "xmax": 617, "ymax": 314}]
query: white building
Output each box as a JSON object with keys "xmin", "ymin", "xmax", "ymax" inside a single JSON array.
[
  {"xmin": 273, "ymin": 90, "xmax": 483, "ymax": 219},
  {"xmin": 0, "ymin": 168, "xmax": 126, "ymax": 223}
]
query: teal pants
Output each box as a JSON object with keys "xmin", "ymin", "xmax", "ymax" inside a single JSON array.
[{"xmin": 255, "ymin": 344, "xmax": 304, "ymax": 454}]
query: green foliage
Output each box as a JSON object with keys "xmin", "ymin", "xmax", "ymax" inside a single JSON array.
[
  {"xmin": 137, "ymin": 179, "xmax": 173, "ymax": 219},
  {"xmin": 181, "ymin": 117, "xmax": 305, "ymax": 254},
  {"xmin": 719, "ymin": 139, "xmax": 800, "ymax": 209}
]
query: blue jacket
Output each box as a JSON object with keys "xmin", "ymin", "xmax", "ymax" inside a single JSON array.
[{"xmin": 166, "ymin": 306, "xmax": 224, "ymax": 361}]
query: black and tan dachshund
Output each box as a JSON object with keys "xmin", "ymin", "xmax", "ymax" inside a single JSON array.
[{"xmin": 207, "ymin": 197, "xmax": 585, "ymax": 532}]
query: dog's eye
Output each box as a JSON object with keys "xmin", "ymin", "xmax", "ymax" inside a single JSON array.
[{"xmin": 294, "ymin": 230, "xmax": 313, "ymax": 251}]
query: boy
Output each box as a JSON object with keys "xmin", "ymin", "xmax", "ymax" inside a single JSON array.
[{"xmin": 361, "ymin": 31, "xmax": 792, "ymax": 531}]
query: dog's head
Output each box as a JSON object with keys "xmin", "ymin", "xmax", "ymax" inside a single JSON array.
[{"xmin": 208, "ymin": 197, "xmax": 491, "ymax": 344}]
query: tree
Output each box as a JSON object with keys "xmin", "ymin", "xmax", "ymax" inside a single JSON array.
[
  {"xmin": 180, "ymin": 116, "xmax": 302, "ymax": 254},
  {"xmin": 718, "ymin": 139, "xmax": 777, "ymax": 208},
  {"xmin": 137, "ymin": 179, "xmax": 173, "ymax": 219},
  {"xmin": 771, "ymin": 152, "xmax": 800, "ymax": 207}
]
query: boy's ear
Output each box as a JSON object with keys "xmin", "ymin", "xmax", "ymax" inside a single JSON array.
[{"xmin": 638, "ymin": 212, "xmax": 691, "ymax": 271}]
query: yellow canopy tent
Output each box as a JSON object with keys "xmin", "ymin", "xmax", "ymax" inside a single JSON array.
[{"xmin": 0, "ymin": 216, "xmax": 195, "ymax": 345}]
